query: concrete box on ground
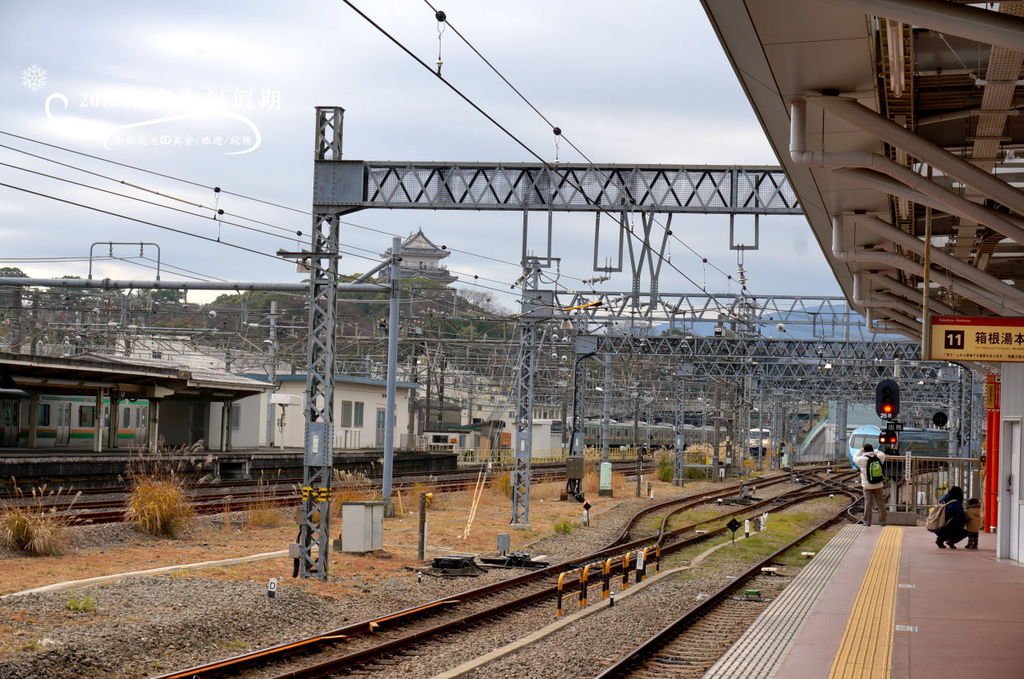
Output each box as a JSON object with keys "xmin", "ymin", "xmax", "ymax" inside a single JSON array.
[{"xmin": 341, "ymin": 501, "xmax": 384, "ymax": 552}]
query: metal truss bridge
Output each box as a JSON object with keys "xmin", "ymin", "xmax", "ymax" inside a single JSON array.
[{"xmin": 314, "ymin": 161, "xmax": 800, "ymax": 215}]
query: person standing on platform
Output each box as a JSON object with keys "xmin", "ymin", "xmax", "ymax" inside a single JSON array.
[
  {"xmin": 854, "ymin": 443, "xmax": 887, "ymax": 526},
  {"xmin": 964, "ymin": 497, "xmax": 981, "ymax": 550},
  {"xmin": 934, "ymin": 486, "xmax": 967, "ymax": 549}
]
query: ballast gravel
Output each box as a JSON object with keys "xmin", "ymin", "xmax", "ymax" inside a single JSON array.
[{"xmin": 0, "ymin": 479, "xmax": 831, "ymax": 679}]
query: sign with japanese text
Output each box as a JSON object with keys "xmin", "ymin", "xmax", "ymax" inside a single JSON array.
[{"xmin": 929, "ymin": 316, "xmax": 1024, "ymax": 362}]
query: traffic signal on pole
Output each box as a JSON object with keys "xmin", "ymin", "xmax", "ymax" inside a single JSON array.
[
  {"xmin": 875, "ymin": 379, "xmax": 900, "ymax": 419},
  {"xmin": 879, "ymin": 431, "xmax": 898, "ymax": 449}
]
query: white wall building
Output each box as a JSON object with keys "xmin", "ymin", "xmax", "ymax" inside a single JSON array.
[{"xmin": 263, "ymin": 374, "xmax": 417, "ymax": 450}]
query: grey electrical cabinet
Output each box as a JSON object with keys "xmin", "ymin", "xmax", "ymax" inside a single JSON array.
[{"xmin": 341, "ymin": 501, "xmax": 385, "ymax": 553}]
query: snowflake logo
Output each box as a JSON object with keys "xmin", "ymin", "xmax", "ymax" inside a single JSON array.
[{"xmin": 21, "ymin": 64, "xmax": 47, "ymax": 91}]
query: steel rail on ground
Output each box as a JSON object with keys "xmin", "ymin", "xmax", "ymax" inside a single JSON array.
[
  {"xmin": 151, "ymin": 472, "xmax": 851, "ymax": 679},
  {"xmin": 593, "ymin": 492, "xmax": 859, "ymax": 678}
]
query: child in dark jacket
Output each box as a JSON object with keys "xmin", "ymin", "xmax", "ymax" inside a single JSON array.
[{"xmin": 965, "ymin": 498, "xmax": 981, "ymax": 550}]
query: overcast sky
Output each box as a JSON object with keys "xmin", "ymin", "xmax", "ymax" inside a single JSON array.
[{"xmin": 0, "ymin": 1, "xmax": 843, "ymax": 308}]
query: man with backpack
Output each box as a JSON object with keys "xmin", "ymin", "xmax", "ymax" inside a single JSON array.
[{"xmin": 854, "ymin": 443, "xmax": 887, "ymax": 526}]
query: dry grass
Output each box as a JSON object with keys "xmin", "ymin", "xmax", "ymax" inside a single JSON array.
[
  {"xmin": 246, "ymin": 472, "xmax": 284, "ymax": 529},
  {"xmin": 492, "ymin": 471, "xmax": 513, "ymax": 498},
  {"xmin": 656, "ymin": 452, "xmax": 675, "ymax": 482},
  {"xmin": 0, "ymin": 482, "xmax": 79, "ymax": 556},
  {"xmin": 331, "ymin": 470, "xmax": 380, "ymax": 513},
  {"xmin": 126, "ymin": 477, "xmax": 193, "ymax": 537},
  {"xmin": 125, "ymin": 442, "xmax": 206, "ymax": 538}
]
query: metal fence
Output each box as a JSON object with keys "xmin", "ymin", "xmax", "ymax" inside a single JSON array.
[{"xmin": 882, "ymin": 455, "xmax": 982, "ymax": 514}]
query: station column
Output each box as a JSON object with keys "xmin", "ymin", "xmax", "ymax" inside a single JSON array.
[{"xmin": 93, "ymin": 389, "xmax": 104, "ymax": 453}]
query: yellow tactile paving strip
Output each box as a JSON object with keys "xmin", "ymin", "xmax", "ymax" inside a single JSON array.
[{"xmin": 828, "ymin": 526, "xmax": 902, "ymax": 679}]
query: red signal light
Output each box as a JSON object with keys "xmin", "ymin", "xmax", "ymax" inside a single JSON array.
[{"xmin": 882, "ymin": 404, "xmax": 893, "ymax": 414}]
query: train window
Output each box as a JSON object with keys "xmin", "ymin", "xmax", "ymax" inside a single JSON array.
[
  {"xmin": 230, "ymin": 404, "xmax": 241, "ymax": 430},
  {"xmin": 353, "ymin": 402, "xmax": 364, "ymax": 428},
  {"xmin": 850, "ymin": 433, "xmax": 879, "ymax": 451},
  {"xmin": 79, "ymin": 405, "xmax": 95, "ymax": 428},
  {"xmin": 123, "ymin": 407, "xmax": 130, "ymax": 425},
  {"xmin": 37, "ymin": 403, "xmax": 50, "ymax": 427}
]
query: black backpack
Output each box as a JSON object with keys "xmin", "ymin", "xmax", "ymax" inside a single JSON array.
[{"xmin": 866, "ymin": 454, "xmax": 885, "ymax": 484}]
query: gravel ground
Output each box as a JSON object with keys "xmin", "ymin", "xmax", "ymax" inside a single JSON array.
[
  {"xmin": 456, "ymin": 499, "xmax": 847, "ymax": 679},
  {"xmin": 0, "ymin": 478, "xmax": 803, "ymax": 679}
]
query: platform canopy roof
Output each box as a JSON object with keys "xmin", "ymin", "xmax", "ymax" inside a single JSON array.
[
  {"xmin": 0, "ymin": 351, "xmax": 270, "ymax": 401},
  {"xmin": 702, "ymin": 0, "xmax": 1024, "ymax": 339}
]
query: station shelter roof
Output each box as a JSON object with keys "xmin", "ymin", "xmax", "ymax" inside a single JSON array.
[{"xmin": 0, "ymin": 351, "xmax": 270, "ymax": 401}]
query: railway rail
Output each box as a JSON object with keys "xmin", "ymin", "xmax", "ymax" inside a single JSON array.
[
  {"xmin": 152, "ymin": 468, "xmax": 854, "ymax": 679},
  {"xmin": 3, "ymin": 459, "xmax": 658, "ymax": 525},
  {"xmin": 594, "ymin": 489, "xmax": 858, "ymax": 678}
]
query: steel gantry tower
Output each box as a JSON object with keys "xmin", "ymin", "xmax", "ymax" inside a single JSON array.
[
  {"xmin": 311, "ymin": 118, "xmax": 804, "ymax": 524},
  {"xmin": 310, "ymin": 108, "xmax": 978, "ymax": 524}
]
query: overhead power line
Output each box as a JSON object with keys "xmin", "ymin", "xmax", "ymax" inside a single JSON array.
[{"xmin": 339, "ymin": 0, "xmax": 734, "ymax": 314}]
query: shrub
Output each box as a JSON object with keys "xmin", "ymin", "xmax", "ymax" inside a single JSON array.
[
  {"xmin": 246, "ymin": 472, "xmax": 283, "ymax": 528},
  {"xmin": 492, "ymin": 471, "xmax": 513, "ymax": 498},
  {"xmin": 125, "ymin": 442, "xmax": 206, "ymax": 537},
  {"xmin": 409, "ymin": 481, "xmax": 436, "ymax": 511},
  {"xmin": 0, "ymin": 483, "xmax": 77, "ymax": 556},
  {"xmin": 331, "ymin": 470, "xmax": 379, "ymax": 515},
  {"xmin": 554, "ymin": 519, "xmax": 576, "ymax": 535},
  {"xmin": 656, "ymin": 452, "xmax": 674, "ymax": 483},
  {"xmin": 126, "ymin": 477, "xmax": 193, "ymax": 537},
  {"xmin": 1, "ymin": 507, "xmax": 66, "ymax": 556},
  {"xmin": 65, "ymin": 592, "xmax": 97, "ymax": 613}
]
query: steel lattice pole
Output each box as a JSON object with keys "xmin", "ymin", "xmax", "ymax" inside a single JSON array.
[
  {"xmin": 295, "ymin": 106, "xmax": 344, "ymax": 580},
  {"xmin": 510, "ymin": 263, "xmax": 539, "ymax": 527}
]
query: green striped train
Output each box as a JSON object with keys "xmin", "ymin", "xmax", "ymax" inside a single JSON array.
[{"xmin": 0, "ymin": 394, "xmax": 150, "ymax": 448}]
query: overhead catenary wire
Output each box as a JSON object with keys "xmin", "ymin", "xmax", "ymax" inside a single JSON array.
[
  {"xmin": 419, "ymin": 0, "xmax": 737, "ymax": 285},
  {"xmin": 0, "ymin": 181, "xmax": 298, "ymax": 264},
  {"xmin": 339, "ymin": 0, "xmax": 734, "ymax": 315},
  {"xmin": 0, "ymin": 170, "xmax": 519, "ymax": 301},
  {"xmin": 0, "ymin": 138, "xmax": 554, "ymax": 295}
]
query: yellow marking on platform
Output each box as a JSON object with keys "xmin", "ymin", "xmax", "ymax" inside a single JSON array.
[{"xmin": 828, "ymin": 527, "xmax": 902, "ymax": 679}]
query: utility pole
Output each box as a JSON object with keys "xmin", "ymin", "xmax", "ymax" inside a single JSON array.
[
  {"xmin": 295, "ymin": 106, "xmax": 344, "ymax": 581},
  {"xmin": 10, "ymin": 288, "xmax": 22, "ymax": 353},
  {"xmin": 436, "ymin": 350, "xmax": 446, "ymax": 428},
  {"xmin": 510, "ymin": 259, "xmax": 541, "ymax": 528},
  {"xmin": 265, "ymin": 300, "xmax": 277, "ymax": 448},
  {"xmin": 601, "ymin": 353, "xmax": 611, "ymax": 465},
  {"xmin": 712, "ymin": 385, "xmax": 721, "ymax": 481},
  {"xmin": 381, "ymin": 237, "xmax": 402, "ymax": 515},
  {"xmin": 633, "ymin": 386, "xmax": 641, "ymax": 497}
]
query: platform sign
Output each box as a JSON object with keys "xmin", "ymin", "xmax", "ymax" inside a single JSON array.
[{"xmin": 929, "ymin": 316, "xmax": 1024, "ymax": 362}]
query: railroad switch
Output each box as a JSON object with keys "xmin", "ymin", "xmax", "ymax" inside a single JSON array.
[
  {"xmin": 479, "ymin": 551, "xmax": 549, "ymax": 569},
  {"xmin": 425, "ymin": 555, "xmax": 485, "ymax": 577}
]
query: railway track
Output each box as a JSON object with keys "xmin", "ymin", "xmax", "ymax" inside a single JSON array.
[
  {"xmin": 3, "ymin": 459, "xmax": 658, "ymax": 525},
  {"xmin": 152, "ymin": 469, "xmax": 851, "ymax": 679},
  {"xmin": 594, "ymin": 487, "xmax": 858, "ymax": 678}
]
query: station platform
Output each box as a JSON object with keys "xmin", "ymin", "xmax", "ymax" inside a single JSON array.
[{"xmin": 705, "ymin": 522, "xmax": 1024, "ymax": 678}]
